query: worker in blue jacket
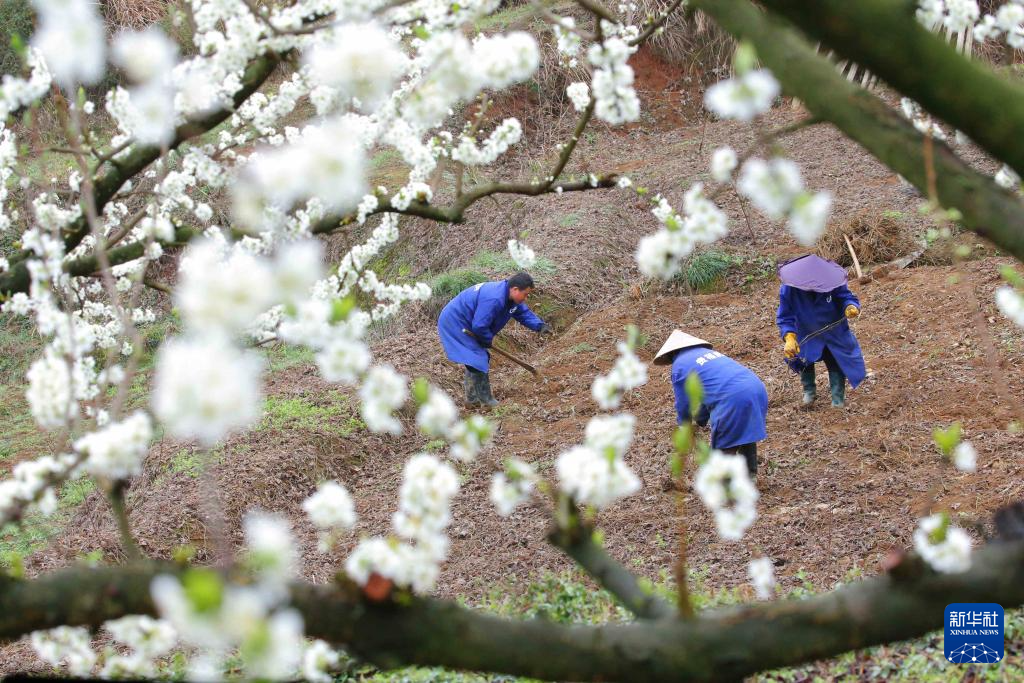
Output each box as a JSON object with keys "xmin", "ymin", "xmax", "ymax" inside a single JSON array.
[
  {"xmin": 438, "ymin": 272, "xmax": 552, "ymax": 407},
  {"xmin": 776, "ymin": 281, "xmax": 865, "ymax": 409},
  {"xmin": 654, "ymin": 330, "xmax": 768, "ymax": 476}
]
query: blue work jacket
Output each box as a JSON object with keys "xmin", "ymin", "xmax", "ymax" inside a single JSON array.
[
  {"xmin": 776, "ymin": 284, "xmax": 866, "ymax": 387},
  {"xmin": 671, "ymin": 346, "xmax": 769, "ymax": 450},
  {"xmin": 438, "ymin": 280, "xmax": 544, "ymax": 373}
]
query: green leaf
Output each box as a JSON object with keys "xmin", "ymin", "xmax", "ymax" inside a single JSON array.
[
  {"xmin": 933, "ymin": 422, "xmax": 962, "ymax": 457},
  {"xmin": 669, "ymin": 451, "xmax": 683, "ymax": 479},
  {"xmin": 413, "ymin": 24, "xmax": 430, "ymax": 40},
  {"xmin": 673, "ymin": 424, "xmax": 692, "ymax": 454},
  {"xmin": 76, "ymin": 86, "xmax": 86, "ymax": 111},
  {"xmin": 694, "ymin": 440, "xmax": 712, "ymax": 467},
  {"xmin": 1001, "ymin": 265, "xmax": 1024, "ymax": 288},
  {"xmin": 182, "ymin": 568, "xmax": 223, "ymax": 614},
  {"xmin": 411, "ymin": 377, "xmax": 430, "ymax": 405},
  {"xmin": 591, "ymin": 529, "xmax": 605, "ymax": 547},
  {"xmin": 684, "ymin": 372, "xmax": 704, "ymax": 420},
  {"xmin": 733, "ymin": 41, "xmax": 757, "ymax": 76},
  {"xmin": 329, "ymin": 295, "xmax": 357, "ymax": 323}
]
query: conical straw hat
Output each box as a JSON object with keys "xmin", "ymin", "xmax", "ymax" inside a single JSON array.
[{"xmin": 652, "ymin": 330, "xmax": 712, "ymax": 365}]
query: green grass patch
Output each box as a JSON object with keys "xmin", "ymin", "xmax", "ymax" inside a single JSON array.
[
  {"xmin": 558, "ymin": 213, "xmax": 580, "ymax": 228},
  {"xmin": 260, "ymin": 392, "xmax": 363, "ymax": 436},
  {"xmin": 263, "ymin": 343, "xmax": 316, "ymax": 373},
  {"xmin": 568, "ymin": 342, "xmax": 596, "ymax": 354},
  {"xmin": 675, "ymin": 249, "xmax": 737, "ymax": 293},
  {"xmin": 469, "ymin": 250, "xmax": 557, "ymax": 277},
  {"xmin": 0, "ymin": 477, "xmax": 95, "ymax": 569}
]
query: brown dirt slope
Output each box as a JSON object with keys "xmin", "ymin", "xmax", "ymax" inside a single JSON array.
[{"xmin": 24, "ymin": 258, "xmax": 1024, "ymax": 602}]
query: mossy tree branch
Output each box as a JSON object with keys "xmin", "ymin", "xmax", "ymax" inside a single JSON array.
[
  {"xmin": 757, "ymin": 0, "xmax": 1024, "ymax": 178},
  {"xmin": 548, "ymin": 522, "xmax": 675, "ymax": 620},
  {"xmin": 4, "ymin": 540, "xmax": 1024, "ymax": 681},
  {"xmin": 693, "ymin": 0, "xmax": 1024, "ymax": 263}
]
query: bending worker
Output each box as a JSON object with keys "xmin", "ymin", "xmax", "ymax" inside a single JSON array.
[
  {"xmin": 654, "ymin": 330, "xmax": 768, "ymax": 476},
  {"xmin": 438, "ymin": 272, "xmax": 552, "ymax": 407},
  {"xmin": 776, "ymin": 254, "xmax": 866, "ymax": 408}
]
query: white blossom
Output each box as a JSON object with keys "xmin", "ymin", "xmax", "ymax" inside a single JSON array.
[
  {"xmin": 787, "ymin": 192, "xmax": 832, "ymax": 246},
  {"xmin": 694, "ymin": 451, "xmax": 759, "ymax": 541},
  {"xmin": 995, "ymin": 286, "xmax": 1024, "ymax": 327},
  {"xmin": 737, "ymin": 158, "xmax": 804, "ymax": 220},
  {"xmin": 30, "ymin": 625, "xmax": 96, "ymax": 676},
  {"xmin": 153, "ymin": 336, "xmax": 263, "ymax": 446},
  {"xmin": 507, "ymin": 239, "xmax": 537, "ymax": 269},
  {"xmin": 304, "ymin": 23, "xmax": 406, "ymax": 113},
  {"xmin": 303, "ymin": 481, "xmax": 357, "ymax": 534},
  {"xmin": 556, "ymin": 445, "xmax": 641, "ymax": 509},
  {"xmin": 566, "ymin": 82, "xmax": 591, "ymax": 112},
  {"xmin": 302, "ymin": 640, "xmax": 341, "ymax": 683},
  {"xmin": 913, "ymin": 513, "xmax": 972, "ymax": 573},
  {"xmin": 74, "ymin": 411, "xmax": 152, "ymax": 480},
  {"xmin": 704, "ymin": 70, "xmax": 780, "ymax": 121},
  {"xmin": 748, "ymin": 557, "xmax": 776, "ymax": 600},
  {"xmin": 953, "ymin": 441, "xmax": 977, "ymax": 472},
  {"xmin": 710, "ymin": 146, "xmax": 738, "ymax": 183},
  {"xmin": 359, "ymin": 365, "xmax": 408, "ymax": 434},
  {"xmin": 490, "ymin": 458, "xmax": 536, "ymax": 517}
]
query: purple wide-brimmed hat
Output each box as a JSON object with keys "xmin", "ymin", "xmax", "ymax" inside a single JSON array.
[{"xmin": 777, "ymin": 254, "xmax": 848, "ymax": 293}]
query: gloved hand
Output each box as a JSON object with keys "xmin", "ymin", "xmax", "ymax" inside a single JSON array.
[
  {"xmin": 539, "ymin": 323, "xmax": 554, "ymax": 335},
  {"xmin": 845, "ymin": 305, "xmax": 859, "ymax": 319},
  {"xmin": 783, "ymin": 332, "xmax": 799, "ymax": 359}
]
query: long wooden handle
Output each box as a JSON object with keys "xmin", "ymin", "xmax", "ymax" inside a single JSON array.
[{"xmin": 462, "ymin": 329, "xmax": 539, "ymax": 377}]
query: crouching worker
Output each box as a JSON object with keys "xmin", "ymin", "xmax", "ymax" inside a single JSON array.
[
  {"xmin": 776, "ymin": 255, "xmax": 866, "ymax": 408},
  {"xmin": 654, "ymin": 330, "xmax": 768, "ymax": 476},
  {"xmin": 438, "ymin": 272, "xmax": 552, "ymax": 407}
]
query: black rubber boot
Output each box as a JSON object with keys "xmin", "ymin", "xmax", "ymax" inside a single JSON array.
[
  {"xmin": 799, "ymin": 364, "xmax": 817, "ymax": 407},
  {"xmin": 742, "ymin": 444, "xmax": 757, "ymax": 477},
  {"xmin": 464, "ymin": 367, "xmax": 480, "ymax": 406},
  {"xmin": 828, "ymin": 367, "xmax": 847, "ymax": 408},
  {"xmin": 472, "ymin": 370, "xmax": 498, "ymax": 407}
]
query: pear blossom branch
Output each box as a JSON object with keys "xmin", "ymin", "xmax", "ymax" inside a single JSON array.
[{"xmin": 6, "ymin": 538, "xmax": 1024, "ymax": 681}]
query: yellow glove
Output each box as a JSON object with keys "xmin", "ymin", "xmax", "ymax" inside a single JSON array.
[
  {"xmin": 783, "ymin": 332, "xmax": 799, "ymax": 359},
  {"xmin": 845, "ymin": 305, "xmax": 859, "ymax": 319}
]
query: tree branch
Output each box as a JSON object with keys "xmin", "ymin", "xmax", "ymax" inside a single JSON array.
[
  {"xmin": 756, "ymin": 0, "xmax": 1024, "ymax": 178},
  {"xmin": 548, "ymin": 524, "xmax": 675, "ymax": 620},
  {"xmin": 6, "ymin": 540, "xmax": 1024, "ymax": 681},
  {"xmin": 693, "ymin": 0, "xmax": 1024, "ymax": 264}
]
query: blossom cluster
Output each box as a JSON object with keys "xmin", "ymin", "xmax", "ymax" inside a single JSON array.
[
  {"xmin": 737, "ymin": 158, "xmax": 832, "ymax": 246},
  {"xmin": 591, "ymin": 341, "xmax": 648, "ymax": 410},
  {"xmin": 635, "ymin": 183, "xmax": 729, "ymax": 279},
  {"xmin": 150, "ymin": 513, "xmax": 310, "ymax": 679},
  {"xmin": 345, "ymin": 454, "xmax": 459, "ymax": 593},
  {"xmin": 554, "ymin": 414, "xmax": 641, "ymax": 509},
  {"xmin": 694, "ymin": 451, "xmax": 759, "ymax": 541},
  {"xmin": 490, "ymin": 458, "xmax": 538, "ymax": 517},
  {"xmin": 588, "ymin": 36, "xmax": 641, "ymax": 125},
  {"xmin": 704, "ymin": 69, "xmax": 780, "ymax": 122}
]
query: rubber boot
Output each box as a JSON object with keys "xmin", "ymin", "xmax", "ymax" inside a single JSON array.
[
  {"xmin": 828, "ymin": 367, "xmax": 847, "ymax": 408},
  {"xmin": 473, "ymin": 371, "xmax": 499, "ymax": 407},
  {"xmin": 740, "ymin": 443, "xmax": 757, "ymax": 478},
  {"xmin": 463, "ymin": 367, "xmax": 480, "ymax": 407},
  {"xmin": 800, "ymin": 365, "xmax": 817, "ymax": 407}
]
